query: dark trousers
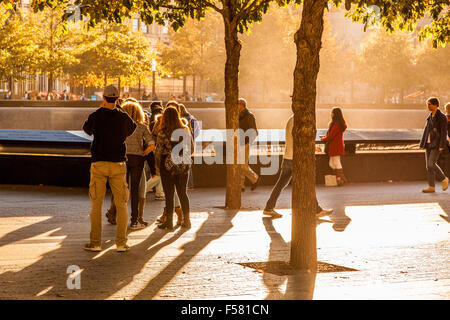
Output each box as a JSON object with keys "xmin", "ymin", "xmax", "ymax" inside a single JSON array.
[
  {"xmin": 160, "ymin": 155, "xmax": 190, "ymax": 221},
  {"xmin": 425, "ymin": 148, "xmax": 446, "ymax": 187},
  {"xmin": 265, "ymin": 159, "xmax": 322, "ymax": 212},
  {"xmin": 126, "ymin": 154, "xmax": 145, "ymax": 222}
]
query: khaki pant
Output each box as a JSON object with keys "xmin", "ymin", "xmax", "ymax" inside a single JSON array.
[
  {"xmin": 89, "ymin": 161, "xmax": 129, "ymax": 247},
  {"xmin": 240, "ymin": 144, "xmax": 259, "ymax": 188}
]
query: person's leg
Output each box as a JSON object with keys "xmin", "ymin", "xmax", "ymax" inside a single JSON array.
[
  {"xmin": 174, "ymin": 173, "xmax": 190, "ymax": 228},
  {"xmin": 108, "ymin": 161, "xmax": 129, "ymax": 248},
  {"xmin": 329, "ymin": 156, "xmax": 336, "ymax": 170},
  {"xmin": 264, "ymin": 159, "xmax": 292, "ymax": 211},
  {"xmin": 128, "ymin": 155, "xmax": 144, "ymax": 224},
  {"xmin": 431, "ymin": 148, "xmax": 446, "ymax": 182},
  {"xmin": 426, "ymin": 148, "xmax": 436, "ymax": 187},
  {"xmin": 159, "ymin": 156, "xmax": 175, "ymax": 229},
  {"xmin": 243, "ymin": 143, "xmax": 259, "ymax": 185},
  {"xmin": 187, "ymin": 166, "xmax": 194, "ymax": 188},
  {"xmin": 155, "ymin": 178, "xmax": 165, "ymax": 198},
  {"xmin": 137, "ymin": 168, "xmax": 148, "ymax": 226},
  {"xmin": 332, "ymin": 156, "xmax": 347, "ymax": 185},
  {"xmin": 105, "ymin": 193, "xmax": 116, "ymax": 225},
  {"xmin": 87, "ymin": 162, "xmax": 108, "ymax": 248}
]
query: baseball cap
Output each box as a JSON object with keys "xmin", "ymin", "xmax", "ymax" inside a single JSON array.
[{"xmin": 103, "ymin": 85, "xmax": 119, "ymax": 98}]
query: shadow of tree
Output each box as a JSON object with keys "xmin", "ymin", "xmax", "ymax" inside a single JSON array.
[{"xmin": 261, "ymin": 217, "xmax": 316, "ymax": 300}]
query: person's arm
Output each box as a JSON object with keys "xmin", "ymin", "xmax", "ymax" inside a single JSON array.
[
  {"xmin": 439, "ymin": 115, "xmax": 447, "ymax": 150},
  {"xmin": 321, "ymin": 123, "xmax": 339, "ymax": 142},
  {"xmin": 125, "ymin": 114, "xmax": 137, "ymax": 137},
  {"xmin": 82, "ymin": 114, "xmax": 94, "ymax": 136},
  {"xmin": 143, "ymin": 126, "xmax": 156, "ymax": 155}
]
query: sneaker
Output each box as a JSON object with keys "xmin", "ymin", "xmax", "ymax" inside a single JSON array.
[
  {"xmin": 422, "ymin": 186, "xmax": 436, "ymax": 193},
  {"xmin": 316, "ymin": 208, "xmax": 333, "ymax": 218},
  {"xmin": 442, "ymin": 177, "xmax": 449, "ymax": 191},
  {"xmin": 105, "ymin": 210, "xmax": 116, "ymax": 225},
  {"xmin": 263, "ymin": 209, "xmax": 282, "ymax": 218},
  {"xmin": 137, "ymin": 219, "xmax": 149, "ymax": 228},
  {"xmin": 84, "ymin": 243, "xmax": 101, "ymax": 252},
  {"xmin": 129, "ymin": 221, "xmax": 140, "ymax": 230},
  {"xmin": 116, "ymin": 244, "xmax": 130, "ymax": 252}
]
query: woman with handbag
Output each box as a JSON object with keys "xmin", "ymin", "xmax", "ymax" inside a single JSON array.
[
  {"xmin": 320, "ymin": 107, "xmax": 348, "ymax": 186},
  {"xmin": 154, "ymin": 106, "xmax": 193, "ymax": 230}
]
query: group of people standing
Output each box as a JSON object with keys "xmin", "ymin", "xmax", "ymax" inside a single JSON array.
[{"xmin": 82, "ymin": 85, "xmax": 197, "ymax": 252}]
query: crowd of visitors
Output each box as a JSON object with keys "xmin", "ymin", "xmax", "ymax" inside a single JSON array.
[{"xmin": 81, "ymin": 85, "xmax": 449, "ymax": 252}]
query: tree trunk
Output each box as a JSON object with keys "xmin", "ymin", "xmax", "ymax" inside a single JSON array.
[
  {"xmin": 138, "ymin": 78, "xmax": 141, "ymax": 99},
  {"xmin": 48, "ymin": 72, "xmax": 53, "ymax": 94},
  {"xmin": 200, "ymin": 74, "xmax": 204, "ymax": 99},
  {"xmin": 290, "ymin": 0, "xmax": 327, "ymax": 271},
  {"xmin": 8, "ymin": 76, "xmax": 13, "ymax": 94},
  {"xmin": 183, "ymin": 75, "xmax": 187, "ymax": 98},
  {"xmin": 223, "ymin": 16, "xmax": 242, "ymax": 210},
  {"xmin": 118, "ymin": 77, "xmax": 121, "ymax": 96},
  {"xmin": 192, "ymin": 74, "xmax": 196, "ymax": 98}
]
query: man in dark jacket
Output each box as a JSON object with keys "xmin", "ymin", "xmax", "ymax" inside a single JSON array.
[
  {"xmin": 420, "ymin": 97, "xmax": 449, "ymax": 193},
  {"xmin": 238, "ymin": 98, "xmax": 259, "ymax": 191},
  {"xmin": 82, "ymin": 85, "xmax": 136, "ymax": 252}
]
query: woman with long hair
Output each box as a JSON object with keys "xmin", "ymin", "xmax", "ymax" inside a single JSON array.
[
  {"xmin": 320, "ymin": 107, "xmax": 348, "ymax": 185},
  {"xmin": 154, "ymin": 106, "xmax": 193, "ymax": 230},
  {"xmin": 121, "ymin": 101, "xmax": 155, "ymax": 229}
]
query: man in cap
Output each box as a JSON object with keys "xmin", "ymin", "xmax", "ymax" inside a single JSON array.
[{"xmin": 82, "ymin": 85, "xmax": 136, "ymax": 252}]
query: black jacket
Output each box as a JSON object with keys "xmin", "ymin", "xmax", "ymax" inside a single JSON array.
[
  {"xmin": 420, "ymin": 109, "xmax": 448, "ymax": 150},
  {"xmin": 83, "ymin": 107, "xmax": 136, "ymax": 162},
  {"xmin": 239, "ymin": 108, "xmax": 258, "ymax": 145}
]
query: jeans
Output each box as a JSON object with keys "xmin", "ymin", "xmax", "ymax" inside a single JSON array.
[
  {"xmin": 160, "ymin": 155, "xmax": 190, "ymax": 221},
  {"xmin": 425, "ymin": 148, "xmax": 446, "ymax": 187},
  {"xmin": 126, "ymin": 154, "xmax": 145, "ymax": 222},
  {"xmin": 240, "ymin": 144, "xmax": 259, "ymax": 188},
  {"xmin": 264, "ymin": 159, "xmax": 322, "ymax": 212},
  {"xmin": 146, "ymin": 175, "xmax": 165, "ymax": 198},
  {"xmin": 89, "ymin": 161, "xmax": 129, "ymax": 247}
]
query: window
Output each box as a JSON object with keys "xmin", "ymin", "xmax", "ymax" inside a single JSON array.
[
  {"xmin": 132, "ymin": 19, "xmax": 139, "ymax": 32},
  {"xmin": 162, "ymin": 20, "xmax": 169, "ymax": 34},
  {"xmin": 141, "ymin": 23, "xmax": 148, "ymax": 33}
]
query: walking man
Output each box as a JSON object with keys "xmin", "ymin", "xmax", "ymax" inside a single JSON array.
[
  {"xmin": 238, "ymin": 98, "xmax": 259, "ymax": 191},
  {"xmin": 420, "ymin": 97, "xmax": 449, "ymax": 193},
  {"xmin": 82, "ymin": 85, "xmax": 136, "ymax": 252},
  {"xmin": 263, "ymin": 115, "xmax": 333, "ymax": 218}
]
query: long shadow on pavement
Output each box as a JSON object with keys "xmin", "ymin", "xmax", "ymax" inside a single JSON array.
[{"xmin": 261, "ymin": 217, "xmax": 316, "ymax": 300}]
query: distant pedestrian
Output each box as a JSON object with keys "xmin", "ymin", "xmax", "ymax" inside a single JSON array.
[
  {"xmin": 82, "ymin": 85, "xmax": 136, "ymax": 252},
  {"xmin": 179, "ymin": 104, "xmax": 200, "ymax": 140},
  {"xmin": 320, "ymin": 107, "xmax": 348, "ymax": 186},
  {"xmin": 179, "ymin": 104, "xmax": 200, "ymax": 189},
  {"xmin": 146, "ymin": 101, "xmax": 165, "ymax": 200},
  {"xmin": 445, "ymin": 103, "xmax": 450, "ymax": 138},
  {"xmin": 263, "ymin": 115, "xmax": 333, "ymax": 218},
  {"xmin": 420, "ymin": 97, "xmax": 449, "ymax": 193},
  {"xmin": 61, "ymin": 90, "xmax": 69, "ymax": 100},
  {"xmin": 4, "ymin": 91, "xmax": 12, "ymax": 99},
  {"xmin": 238, "ymin": 98, "xmax": 259, "ymax": 191},
  {"xmin": 438, "ymin": 102, "xmax": 450, "ymax": 176}
]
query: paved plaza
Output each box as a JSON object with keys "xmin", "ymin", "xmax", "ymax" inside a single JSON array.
[{"xmin": 0, "ymin": 181, "xmax": 448, "ymax": 300}]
